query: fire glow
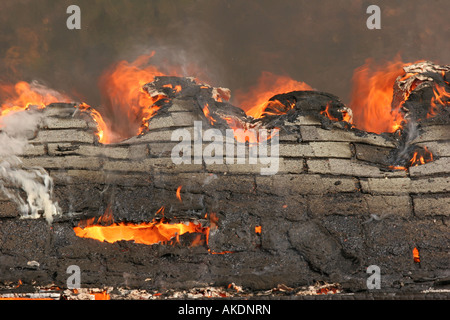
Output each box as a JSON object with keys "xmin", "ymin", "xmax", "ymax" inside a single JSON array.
[
  {"xmin": 73, "ymin": 207, "xmax": 209, "ymax": 247},
  {"xmin": 0, "ymin": 81, "xmax": 70, "ymax": 117},
  {"xmin": 349, "ymin": 57, "xmax": 407, "ymax": 134},
  {"xmin": 0, "ymin": 54, "xmax": 443, "ymax": 142},
  {"xmin": 413, "ymin": 247, "xmax": 420, "ymax": 263},
  {"xmin": 428, "ymin": 83, "xmax": 450, "ymax": 118},
  {"xmin": 0, "ymin": 53, "xmax": 445, "ymax": 171},
  {"xmin": 73, "ymin": 219, "xmax": 208, "ymax": 246},
  {"xmin": 73, "ymin": 207, "xmax": 234, "ymax": 252},
  {"xmin": 320, "ymin": 103, "xmax": 340, "ymax": 122},
  {"xmin": 176, "ymin": 185, "xmax": 182, "ymax": 202},
  {"xmin": 74, "ymin": 210, "xmax": 235, "ymax": 255},
  {"xmin": 234, "ymin": 71, "xmax": 313, "ymax": 119},
  {"xmin": 97, "ymin": 52, "xmax": 167, "ymax": 142},
  {"xmin": 410, "ymin": 147, "xmax": 434, "ymax": 167},
  {"xmin": 390, "ymin": 147, "xmax": 434, "ymax": 171}
]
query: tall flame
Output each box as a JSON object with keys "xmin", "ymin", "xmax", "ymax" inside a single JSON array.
[
  {"xmin": 349, "ymin": 58, "xmax": 406, "ymax": 134},
  {"xmin": 3, "ymin": 54, "xmax": 445, "ymax": 149},
  {"xmin": 97, "ymin": 52, "xmax": 168, "ymax": 143}
]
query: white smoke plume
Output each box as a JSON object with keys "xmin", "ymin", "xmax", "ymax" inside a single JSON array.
[{"xmin": 0, "ymin": 108, "xmax": 61, "ymax": 224}]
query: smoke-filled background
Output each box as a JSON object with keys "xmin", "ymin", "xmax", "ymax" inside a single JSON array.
[{"xmin": 0, "ymin": 0, "xmax": 449, "ymax": 107}]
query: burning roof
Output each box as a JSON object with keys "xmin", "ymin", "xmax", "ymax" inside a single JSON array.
[{"xmin": 0, "ymin": 54, "xmax": 449, "ymax": 297}]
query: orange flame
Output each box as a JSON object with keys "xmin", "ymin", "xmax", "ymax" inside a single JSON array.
[
  {"xmin": 208, "ymin": 249, "xmax": 234, "ymax": 255},
  {"xmin": 257, "ymin": 99, "xmax": 296, "ymax": 117},
  {"xmin": 316, "ymin": 286, "xmax": 339, "ymax": 295},
  {"xmin": 202, "ymin": 102, "xmax": 216, "ymax": 125},
  {"xmin": 389, "ymin": 165, "xmax": 407, "ymax": 171},
  {"xmin": 223, "ymin": 117, "xmax": 259, "ymax": 144},
  {"xmin": 349, "ymin": 57, "xmax": 407, "ymax": 134},
  {"xmin": 222, "ymin": 115, "xmax": 280, "ymax": 145},
  {"xmin": 234, "ymin": 71, "xmax": 313, "ymax": 119},
  {"xmin": 97, "ymin": 52, "xmax": 168, "ymax": 143},
  {"xmin": 155, "ymin": 206, "xmax": 165, "ymax": 216},
  {"xmin": 92, "ymin": 291, "xmax": 111, "ymax": 300},
  {"xmin": 74, "ymin": 207, "xmax": 219, "ymax": 250},
  {"xmin": 413, "ymin": 247, "xmax": 420, "ymax": 263},
  {"xmin": 255, "ymin": 226, "xmax": 262, "ymax": 234},
  {"xmin": 428, "ymin": 83, "xmax": 450, "ymax": 118},
  {"xmin": 390, "ymin": 146, "xmax": 433, "ymax": 171},
  {"xmin": 163, "ymin": 83, "xmax": 182, "ymax": 93},
  {"xmin": 77, "ymin": 102, "xmax": 110, "ymax": 143},
  {"xmin": 320, "ymin": 102, "xmax": 353, "ymax": 124},
  {"xmin": 0, "ymin": 81, "xmax": 70, "ymax": 117},
  {"xmin": 342, "ymin": 109, "xmax": 352, "ymax": 123},
  {"xmin": 410, "ymin": 147, "xmax": 433, "ymax": 167},
  {"xmin": 0, "ymin": 81, "xmax": 115, "ymax": 145},
  {"xmin": 176, "ymin": 186, "xmax": 182, "ymax": 202},
  {"xmin": 320, "ymin": 103, "xmax": 339, "ymax": 122},
  {"xmin": 74, "ymin": 217, "xmax": 207, "ymax": 246},
  {"xmin": 227, "ymin": 72, "xmax": 309, "ymax": 145},
  {"xmin": 96, "ymin": 53, "xmax": 208, "ymax": 143}
]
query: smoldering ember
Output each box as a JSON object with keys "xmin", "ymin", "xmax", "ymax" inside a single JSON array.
[{"xmin": 0, "ymin": 58, "xmax": 449, "ymax": 300}]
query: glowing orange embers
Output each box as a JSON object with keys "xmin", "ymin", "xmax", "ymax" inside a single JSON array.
[
  {"xmin": 73, "ymin": 207, "xmax": 228, "ymax": 253},
  {"xmin": 163, "ymin": 83, "xmax": 182, "ymax": 93},
  {"xmin": 176, "ymin": 186, "xmax": 182, "ymax": 202},
  {"xmin": 320, "ymin": 103, "xmax": 339, "ymax": 122},
  {"xmin": 413, "ymin": 247, "xmax": 420, "ymax": 263},
  {"xmin": 74, "ymin": 205, "xmax": 208, "ymax": 246},
  {"xmin": 389, "ymin": 146, "xmax": 434, "ymax": 171},
  {"xmin": 201, "ymin": 102, "xmax": 216, "ymax": 125},
  {"xmin": 91, "ymin": 290, "xmax": 111, "ymax": 300},
  {"xmin": 409, "ymin": 147, "xmax": 434, "ymax": 167},
  {"xmin": 316, "ymin": 286, "xmax": 339, "ymax": 295}
]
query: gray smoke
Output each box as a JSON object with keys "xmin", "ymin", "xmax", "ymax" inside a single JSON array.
[
  {"xmin": 394, "ymin": 120, "xmax": 420, "ymax": 165},
  {"xmin": 0, "ymin": 109, "xmax": 61, "ymax": 224}
]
